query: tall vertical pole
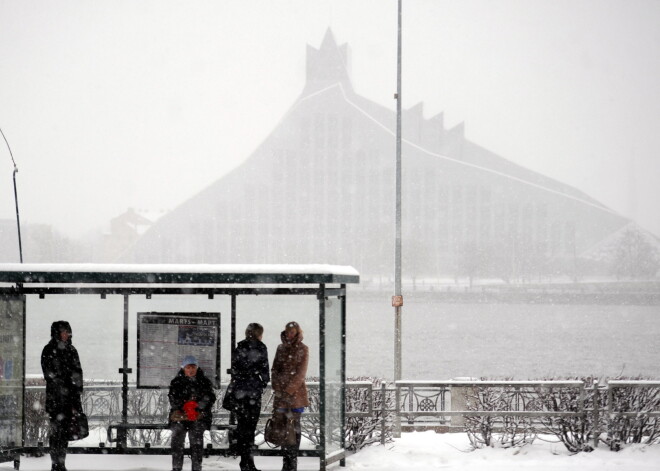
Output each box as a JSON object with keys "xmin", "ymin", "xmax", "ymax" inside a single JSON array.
[
  {"xmin": 12, "ymin": 169, "xmax": 23, "ymax": 263},
  {"xmin": 393, "ymin": 0, "xmax": 403, "ymax": 437},
  {"xmin": 1, "ymin": 127, "xmax": 23, "ymax": 263},
  {"xmin": 394, "ymin": 0, "xmax": 403, "ymax": 385}
]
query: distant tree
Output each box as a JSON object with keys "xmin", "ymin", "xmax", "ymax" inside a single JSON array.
[
  {"xmin": 611, "ymin": 228, "xmax": 660, "ymax": 279},
  {"xmin": 20, "ymin": 223, "xmax": 87, "ymax": 263},
  {"xmin": 456, "ymin": 240, "xmax": 487, "ymax": 287},
  {"xmin": 403, "ymin": 236, "xmax": 436, "ymax": 280}
]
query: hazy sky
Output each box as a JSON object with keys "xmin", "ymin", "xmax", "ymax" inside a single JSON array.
[{"xmin": 1, "ymin": 0, "xmax": 659, "ymax": 239}]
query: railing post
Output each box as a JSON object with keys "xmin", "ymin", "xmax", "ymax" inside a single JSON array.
[
  {"xmin": 367, "ymin": 382, "xmax": 373, "ymax": 417},
  {"xmin": 394, "ymin": 382, "xmax": 401, "ymax": 438},
  {"xmin": 607, "ymin": 381, "xmax": 614, "ymax": 448},
  {"xmin": 451, "ymin": 379, "xmax": 475, "ymax": 428},
  {"xmin": 592, "ymin": 380, "xmax": 600, "ymax": 449},
  {"xmin": 380, "ymin": 383, "xmax": 386, "ymax": 445},
  {"xmin": 408, "ymin": 385, "xmax": 414, "ymax": 426}
]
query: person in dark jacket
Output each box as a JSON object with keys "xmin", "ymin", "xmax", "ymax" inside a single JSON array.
[
  {"xmin": 40, "ymin": 320, "xmax": 84, "ymax": 471},
  {"xmin": 271, "ymin": 321, "xmax": 309, "ymax": 471},
  {"xmin": 168, "ymin": 355, "xmax": 216, "ymax": 471},
  {"xmin": 227, "ymin": 323, "xmax": 270, "ymax": 471}
]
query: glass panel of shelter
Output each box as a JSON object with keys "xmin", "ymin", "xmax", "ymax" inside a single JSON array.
[
  {"xmin": 0, "ymin": 295, "xmax": 25, "ymax": 451},
  {"xmin": 21, "ymin": 292, "xmax": 326, "ymax": 446},
  {"xmin": 322, "ymin": 294, "xmax": 344, "ymax": 456}
]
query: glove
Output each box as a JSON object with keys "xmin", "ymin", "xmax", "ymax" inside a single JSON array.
[{"xmin": 183, "ymin": 401, "xmax": 200, "ymax": 421}]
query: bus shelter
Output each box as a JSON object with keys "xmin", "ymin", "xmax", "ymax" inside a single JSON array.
[{"xmin": 0, "ymin": 263, "xmax": 359, "ymax": 470}]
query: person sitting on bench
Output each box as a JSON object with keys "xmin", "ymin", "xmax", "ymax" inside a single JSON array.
[{"xmin": 168, "ymin": 355, "xmax": 216, "ymax": 471}]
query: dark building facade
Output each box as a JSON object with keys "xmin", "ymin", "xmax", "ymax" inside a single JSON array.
[{"xmin": 129, "ymin": 30, "xmax": 629, "ymax": 281}]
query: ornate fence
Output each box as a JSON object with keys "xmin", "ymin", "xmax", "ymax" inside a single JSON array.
[
  {"xmin": 24, "ymin": 380, "xmax": 379, "ymax": 450},
  {"xmin": 389, "ymin": 379, "xmax": 660, "ymax": 451},
  {"xmin": 23, "ymin": 378, "xmax": 660, "ymax": 453}
]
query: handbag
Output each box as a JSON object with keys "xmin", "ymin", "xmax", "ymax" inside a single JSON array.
[
  {"xmin": 67, "ymin": 410, "xmax": 89, "ymax": 441},
  {"xmin": 264, "ymin": 410, "xmax": 297, "ymax": 447},
  {"xmin": 222, "ymin": 381, "xmax": 237, "ymax": 411}
]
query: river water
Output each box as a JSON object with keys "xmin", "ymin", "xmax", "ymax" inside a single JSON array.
[{"xmin": 23, "ymin": 291, "xmax": 660, "ymax": 382}]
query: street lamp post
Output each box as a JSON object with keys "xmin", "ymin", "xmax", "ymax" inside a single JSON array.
[
  {"xmin": 1, "ymin": 127, "xmax": 23, "ymax": 263},
  {"xmin": 393, "ymin": 0, "xmax": 403, "ymax": 436}
]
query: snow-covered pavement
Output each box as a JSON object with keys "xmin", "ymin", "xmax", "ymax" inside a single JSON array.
[{"xmin": 3, "ymin": 432, "xmax": 659, "ymax": 471}]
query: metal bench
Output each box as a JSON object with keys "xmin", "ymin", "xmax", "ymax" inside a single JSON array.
[{"xmin": 106, "ymin": 423, "xmax": 237, "ymax": 450}]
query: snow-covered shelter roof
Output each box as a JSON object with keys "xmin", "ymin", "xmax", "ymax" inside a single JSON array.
[{"xmin": 0, "ymin": 263, "xmax": 359, "ymax": 285}]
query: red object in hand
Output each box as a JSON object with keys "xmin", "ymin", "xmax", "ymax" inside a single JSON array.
[{"xmin": 183, "ymin": 401, "xmax": 200, "ymax": 421}]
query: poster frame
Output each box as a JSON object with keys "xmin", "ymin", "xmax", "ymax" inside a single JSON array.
[{"xmin": 136, "ymin": 311, "xmax": 221, "ymax": 389}]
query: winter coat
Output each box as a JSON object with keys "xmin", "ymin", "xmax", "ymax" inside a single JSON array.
[
  {"xmin": 231, "ymin": 338, "xmax": 270, "ymax": 401},
  {"xmin": 40, "ymin": 321, "xmax": 84, "ymax": 418},
  {"xmin": 271, "ymin": 330, "xmax": 309, "ymax": 409},
  {"xmin": 168, "ymin": 367, "xmax": 217, "ymax": 429}
]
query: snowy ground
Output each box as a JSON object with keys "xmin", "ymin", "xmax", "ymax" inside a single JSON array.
[{"xmin": 3, "ymin": 432, "xmax": 659, "ymax": 471}]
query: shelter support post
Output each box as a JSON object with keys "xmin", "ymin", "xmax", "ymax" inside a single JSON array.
[
  {"xmin": 318, "ymin": 284, "xmax": 326, "ymax": 471},
  {"xmin": 118, "ymin": 294, "xmax": 132, "ymax": 448},
  {"xmin": 228, "ymin": 294, "xmax": 237, "ymax": 450},
  {"xmin": 340, "ymin": 284, "xmax": 346, "ymax": 466}
]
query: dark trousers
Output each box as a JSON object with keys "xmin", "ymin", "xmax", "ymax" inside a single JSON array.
[
  {"xmin": 235, "ymin": 397, "xmax": 262, "ymax": 470},
  {"xmin": 48, "ymin": 415, "xmax": 69, "ymax": 470},
  {"xmin": 281, "ymin": 411, "xmax": 302, "ymax": 471},
  {"xmin": 171, "ymin": 421, "xmax": 206, "ymax": 471}
]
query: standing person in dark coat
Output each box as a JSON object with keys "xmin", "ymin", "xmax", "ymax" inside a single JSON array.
[
  {"xmin": 40, "ymin": 320, "xmax": 84, "ymax": 471},
  {"xmin": 168, "ymin": 355, "xmax": 216, "ymax": 471},
  {"xmin": 227, "ymin": 323, "xmax": 270, "ymax": 471},
  {"xmin": 271, "ymin": 321, "xmax": 309, "ymax": 471}
]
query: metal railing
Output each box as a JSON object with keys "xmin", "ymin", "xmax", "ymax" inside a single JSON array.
[
  {"xmin": 19, "ymin": 379, "xmax": 660, "ymax": 450},
  {"xmin": 378, "ymin": 379, "xmax": 660, "ymax": 448},
  {"xmin": 22, "ymin": 381, "xmax": 376, "ymax": 447},
  {"xmin": 607, "ymin": 381, "xmax": 660, "ymax": 418}
]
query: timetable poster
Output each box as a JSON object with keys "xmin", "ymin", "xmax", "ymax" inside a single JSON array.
[
  {"xmin": 137, "ymin": 312, "xmax": 220, "ymax": 388},
  {"xmin": 0, "ymin": 295, "xmax": 24, "ymax": 448}
]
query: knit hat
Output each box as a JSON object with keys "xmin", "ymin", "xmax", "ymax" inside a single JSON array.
[
  {"xmin": 50, "ymin": 320, "xmax": 72, "ymax": 339},
  {"xmin": 181, "ymin": 355, "xmax": 198, "ymax": 368}
]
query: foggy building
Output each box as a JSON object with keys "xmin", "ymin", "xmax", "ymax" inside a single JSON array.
[
  {"xmin": 98, "ymin": 208, "xmax": 157, "ymax": 262},
  {"xmin": 129, "ymin": 30, "xmax": 630, "ymax": 282}
]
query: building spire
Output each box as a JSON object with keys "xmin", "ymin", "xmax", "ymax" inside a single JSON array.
[{"xmin": 305, "ymin": 28, "xmax": 353, "ymax": 93}]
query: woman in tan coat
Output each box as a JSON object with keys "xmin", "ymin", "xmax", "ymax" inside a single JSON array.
[{"xmin": 270, "ymin": 321, "xmax": 309, "ymax": 471}]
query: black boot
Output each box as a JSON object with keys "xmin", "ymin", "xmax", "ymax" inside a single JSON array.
[
  {"xmin": 240, "ymin": 458, "xmax": 260, "ymax": 471},
  {"xmin": 239, "ymin": 455, "xmax": 261, "ymax": 471},
  {"xmin": 282, "ymin": 449, "xmax": 297, "ymax": 471}
]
